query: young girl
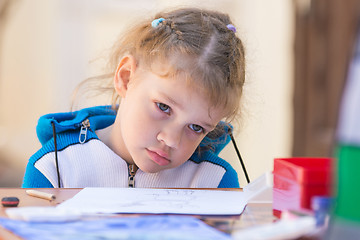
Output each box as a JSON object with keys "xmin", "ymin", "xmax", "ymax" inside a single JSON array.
[{"xmin": 22, "ymin": 7, "xmax": 246, "ymax": 188}]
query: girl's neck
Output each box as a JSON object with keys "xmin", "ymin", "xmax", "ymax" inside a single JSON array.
[{"xmin": 96, "ymin": 124, "xmax": 134, "ymax": 165}]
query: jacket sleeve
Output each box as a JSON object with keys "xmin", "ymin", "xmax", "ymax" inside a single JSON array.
[{"xmin": 22, "ymin": 162, "xmax": 54, "ymax": 188}]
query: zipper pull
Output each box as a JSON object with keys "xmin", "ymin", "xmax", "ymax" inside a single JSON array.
[
  {"xmin": 79, "ymin": 119, "xmax": 90, "ymax": 144},
  {"xmin": 128, "ymin": 164, "xmax": 137, "ymax": 188}
]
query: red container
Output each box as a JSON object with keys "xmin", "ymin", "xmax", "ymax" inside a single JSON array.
[{"xmin": 273, "ymin": 157, "xmax": 333, "ymax": 216}]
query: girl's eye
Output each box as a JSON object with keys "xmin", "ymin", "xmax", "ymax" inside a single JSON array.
[
  {"xmin": 189, "ymin": 124, "xmax": 204, "ymax": 133},
  {"xmin": 156, "ymin": 102, "xmax": 170, "ymax": 114}
]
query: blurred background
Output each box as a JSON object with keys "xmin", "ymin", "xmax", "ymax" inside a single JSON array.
[{"xmin": 0, "ymin": 0, "xmax": 357, "ymax": 187}]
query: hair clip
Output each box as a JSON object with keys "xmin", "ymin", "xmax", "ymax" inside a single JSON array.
[
  {"xmin": 151, "ymin": 18, "xmax": 165, "ymax": 28},
  {"xmin": 226, "ymin": 24, "xmax": 236, "ymax": 33}
]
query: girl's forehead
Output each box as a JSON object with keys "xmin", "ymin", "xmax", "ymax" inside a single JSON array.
[
  {"xmin": 146, "ymin": 58, "xmax": 201, "ymax": 87},
  {"xmin": 137, "ymin": 60, "xmax": 207, "ymax": 101},
  {"xmin": 150, "ymin": 65, "xmax": 205, "ymax": 96}
]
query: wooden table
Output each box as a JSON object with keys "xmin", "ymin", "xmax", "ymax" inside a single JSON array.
[{"xmin": 0, "ymin": 188, "xmax": 276, "ymax": 239}]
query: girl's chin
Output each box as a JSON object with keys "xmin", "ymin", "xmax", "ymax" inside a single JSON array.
[
  {"xmin": 134, "ymin": 160, "xmax": 165, "ymax": 173},
  {"xmin": 138, "ymin": 165, "xmax": 164, "ymax": 174}
]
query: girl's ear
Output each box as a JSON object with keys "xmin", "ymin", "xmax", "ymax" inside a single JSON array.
[{"xmin": 114, "ymin": 55, "xmax": 137, "ymax": 97}]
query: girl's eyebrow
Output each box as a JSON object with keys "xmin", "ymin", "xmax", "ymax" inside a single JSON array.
[
  {"xmin": 159, "ymin": 92, "xmax": 183, "ymax": 110},
  {"xmin": 158, "ymin": 92, "xmax": 215, "ymax": 129},
  {"xmin": 201, "ymin": 122, "xmax": 216, "ymax": 130}
]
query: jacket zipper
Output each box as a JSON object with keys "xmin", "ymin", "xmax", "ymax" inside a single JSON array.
[
  {"xmin": 128, "ymin": 164, "xmax": 136, "ymax": 188},
  {"xmin": 78, "ymin": 118, "xmax": 136, "ymax": 187},
  {"xmin": 79, "ymin": 119, "xmax": 90, "ymax": 144}
]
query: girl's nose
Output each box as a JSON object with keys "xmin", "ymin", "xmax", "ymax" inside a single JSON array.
[{"xmin": 157, "ymin": 125, "xmax": 182, "ymax": 149}]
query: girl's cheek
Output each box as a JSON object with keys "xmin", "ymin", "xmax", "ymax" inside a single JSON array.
[
  {"xmin": 150, "ymin": 102, "xmax": 167, "ymax": 120},
  {"xmin": 184, "ymin": 128, "xmax": 204, "ymax": 144}
]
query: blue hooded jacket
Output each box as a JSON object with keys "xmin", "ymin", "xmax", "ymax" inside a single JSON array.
[{"xmin": 22, "ymin": 105, "xmax": 239, "ymax": 188}]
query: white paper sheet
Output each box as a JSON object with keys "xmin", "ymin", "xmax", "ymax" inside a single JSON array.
[{"xmin": 57, "ymin": 188, "xmax": 247, "ymax": 215}]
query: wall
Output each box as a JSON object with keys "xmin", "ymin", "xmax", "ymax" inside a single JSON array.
[{"xmin": 0, "ymin": 0, "xmax": 294, "ymax": 187}]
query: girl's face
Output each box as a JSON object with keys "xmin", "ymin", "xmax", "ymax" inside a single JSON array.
[{"xmin": 112, "ymin": 57, "xmax": 225, "ymax": 173}]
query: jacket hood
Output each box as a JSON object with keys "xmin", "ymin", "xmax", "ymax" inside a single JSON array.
[
  {"xmin": 36, "ymin": 105, "xmax": 232, "ymax": 155},
  {"xmin": 197, "ymin": 121, "xmax": 232, "ymax": 156},
  {"xmin": 36, "ymin": 105, "xmax": 116, "ymax": 145}
]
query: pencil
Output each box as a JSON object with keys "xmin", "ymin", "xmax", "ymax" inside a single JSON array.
[{"xmin": 25, "ymin": 190, "xmax": 56, "ymax": 201}]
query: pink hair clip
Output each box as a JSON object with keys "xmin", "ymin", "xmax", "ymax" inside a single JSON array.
[{"xmin": 227, "ymin": 24, "xmax": 236, "ymax": 33}]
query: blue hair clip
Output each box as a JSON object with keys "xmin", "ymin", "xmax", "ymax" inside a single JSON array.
[
  {"xmin": 151, "ymin": 18, "xmax": 165, "ymax": 28},
  {"xmin": 227, "ymin": 24, "xmax": 236, "ymax": 33}
]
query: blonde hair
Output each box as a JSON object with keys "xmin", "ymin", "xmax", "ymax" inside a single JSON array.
[{"xmin": 76, "ymin": 7, "xmax": 245, "ymax": 123}]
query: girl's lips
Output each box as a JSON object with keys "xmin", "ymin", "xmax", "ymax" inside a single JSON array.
[{"xmin": 146, "ymin": 149, "xmax": 170, "ymax": 166}]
